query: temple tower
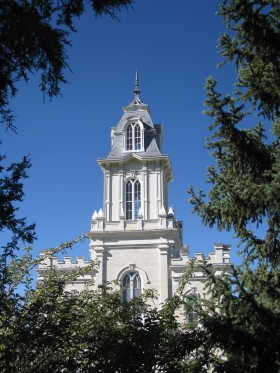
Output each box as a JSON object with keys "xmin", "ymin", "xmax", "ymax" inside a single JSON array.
[
  {"xmin": 88, "ymin": 73, "xmax": 184, "ymax": 303},
  {"xmin": 37, "ymin": 74, "xmax": 231, "ymax": 305}
]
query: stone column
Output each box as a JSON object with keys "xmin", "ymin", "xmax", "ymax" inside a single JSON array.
[
  {"xmin": 119, "ymin": 166, "xmax": 124, "ymax": 220},
  {"xmin": 159, "ymin": 238, "xmax": 169, "ymax": 303},
  {"xmin": 94, "ymin": 246, "xmax": 105, "ymax": 286},
  {"xmin": 143, "ymin": 164, "xmax": 148, "ymax": 220},
  {"xmin": 105, "ymin": 169, "xmax": 111, "ymax": 221},
  {"xmin": 156, "ymin": 161, "xmax": 162, "ymax": 217}
]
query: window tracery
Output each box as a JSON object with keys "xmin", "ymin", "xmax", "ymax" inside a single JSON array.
[{"xmin": 122, "ymin": 272, "xmax": 142, "ymax": 301}]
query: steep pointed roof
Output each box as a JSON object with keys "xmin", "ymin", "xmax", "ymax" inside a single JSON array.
[
  {"xmin": 97, "ymin": 74, "xmax": 173, "ymax": 182},
  {"xmin": 105, "ymin": 73, "xmax": 161, "ymax": 159}
]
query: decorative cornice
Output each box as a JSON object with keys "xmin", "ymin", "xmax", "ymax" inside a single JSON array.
[{"xmin": 97, "ymin": 154, "xmax": 173, "ymax": 181}]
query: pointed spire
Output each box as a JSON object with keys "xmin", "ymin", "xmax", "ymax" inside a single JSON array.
[
  {"xmin": 132, "ymin": 69, "xmax": 143, "ymax": 105},
  {"xmin": 159, "ymin": 206, "xmax": 167, "ymax": 217},
  {"xmin": 97, "ymin": 208, "xmax": 104, "ymax": 218},
  {"xmin": 134, "ymin": 70, "xmax": 140, "ymax": 94},
  {"xmin": 168, "ymin": 207, "xmax": 175, "ymax": 216},
  {"xmin": 123, "ymin": 71, "xmax": 150, "ymax": 113}
]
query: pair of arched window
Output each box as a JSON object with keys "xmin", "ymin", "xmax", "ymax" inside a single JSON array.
[
  {"xmin": 126, "ymin": 179, "xmax": 141, "ymax": 220},
  {"xmin": 126, "ymin": 122, "xmax": 142, "ymax": 151},
  {"xmin": 122, "ymin": 272, "xmax": 142, "ymax": 302}
]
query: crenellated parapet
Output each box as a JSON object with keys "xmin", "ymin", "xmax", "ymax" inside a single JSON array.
[
  {"xmin": 170, "ymin": 243, "xmax": 232, "ymax": 301},
  {"xmin": 174, "ymin": 243, "xmax": 231, "ymax": 266},
  {"xmin": 36, "ymin": 254, "xmax": 95, "ymax": 289},
  {"xmin": 171, "ymin": 243, "xmax": 231, "ymax": 285},
  {"xmin": 38, "ymin": 254, "xmax": 92, "ymax": 268},
  {"xmin": 188, "ymin": 243, "xmax": 231, "ymax": 265}
]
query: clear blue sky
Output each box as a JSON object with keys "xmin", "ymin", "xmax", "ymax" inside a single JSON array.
[{"xmin": 1, "ymin": 0, "xmax": 241, "ymax": 264}]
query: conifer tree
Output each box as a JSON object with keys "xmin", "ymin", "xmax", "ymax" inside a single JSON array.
[
  {"xmin": 188, "ymin": 1, "xmax": 280, "ymax": 371},
  {"xmin": 0, "ymin": 0, "xmax": 133, "ymax": 130}
]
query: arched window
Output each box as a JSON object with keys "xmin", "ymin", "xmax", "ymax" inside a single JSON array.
[
  {"xmin": 126, "ymin": 124, "xmax": 133, "ymax": 150},
  {"xmin": 122, "ymin": 272, "xmax": 142, "ymax": 301},
  {"xmin": 184, "ymin": 293, "xmax": 199, "ymax": 325},
  {"xmin": 126, "ymin": 179, "xmax": 141, "ymax": 220},
  {"xmin": 126, "ymin": 122, "xmax": 142, "ymax": 151},
  {"xmin": 134, "ymin": 123, "xmax": 141, "ymax": 150}
]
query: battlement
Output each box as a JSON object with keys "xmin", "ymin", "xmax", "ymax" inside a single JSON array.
[
  {"xmin": 36, "ymin": 254, "xmax": 95, "ymax": 288},
  {"xmin": 170, "ymin": 244, "xmax": 231, "ymax": 288},
  {"xmin": 194, "ymin": 243, "xmax": 231, "ymax": 265},
  {"xmin": 173, "ymin": 243, "xmax": 231, "ymax": 267},
  {"xmin": 38, "ymin": 254, "xmax": 92, "ymax": 269}
]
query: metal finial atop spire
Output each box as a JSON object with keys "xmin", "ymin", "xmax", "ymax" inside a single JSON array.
[
  {"xmin": 133, "ymin": 69, "xmax": 143, "ymax": 104},
  {"xmin": 134, "ymin": 70, "xmax": 140, "ymax": 94},
  {"xmin": 123, "ymin": 70, "xmax": 150, "ymax": 112}
]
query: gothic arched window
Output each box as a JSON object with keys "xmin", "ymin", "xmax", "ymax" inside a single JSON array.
[
  {"xmin": 122, "ymin": 272, "xmax": 142, "ymax": 302},
  {"xmin": 134, "ymin": 123, "xmax": 141, "ymax": 150},
  {"xmin": 126, "ymin": 122, "xmax": 142, "ymax": 151},
  {"xmin": 126, "ymin": 124, "xmax": 133, "ymax": 150},
  {"xmin": 184, "ymin": 293, "xmax": 199, "ymax": 325},
  {"xmin": 126, "ymin": 179, "xmax": 141, "ymax": 220}
]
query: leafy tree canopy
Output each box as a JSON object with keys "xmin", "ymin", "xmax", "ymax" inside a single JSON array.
[{"xmin": 0, "ymin": 253, "xmax": 208, "ymax": 373}]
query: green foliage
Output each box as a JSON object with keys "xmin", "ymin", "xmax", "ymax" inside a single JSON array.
[
  {"xmin": 0, "ymin": 0, "xmax": 133, "ymax": 130},
  {"xmin": 188, "ymin": 1, "xmax": 280, "ymax": 372},
  {"xmin": 195, "ymin": 263, "xmax": 280, "ymax": 373},
  {"xmin": 189, "ymin": 76, "xmax": 280, "ymax": 264},
  {"xmin": 189, "ymin": 0, "xmax": 280, "ymax": 264},
  {"xmin": 218, "ymin": 0, "xmax": 280, "ymax": 119},
  {"xmin": 0, "ymin": 154, "xmax": 37, "ymax": 348},
  {"xmin": 0, "ymin": 154, "xmax": 36, "ymax": 250},
  {"xmin": 0, "ymin": 236, "xmax": 88, "ymax": 372},
  {"xmin": 0, "ymin": 253, "xmax": 208, "ymax": 372}
]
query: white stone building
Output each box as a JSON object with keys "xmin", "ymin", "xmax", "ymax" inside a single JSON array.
[{"xmin": 37, "ymin": 74, "xmax": 231, "ymax": 306}]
